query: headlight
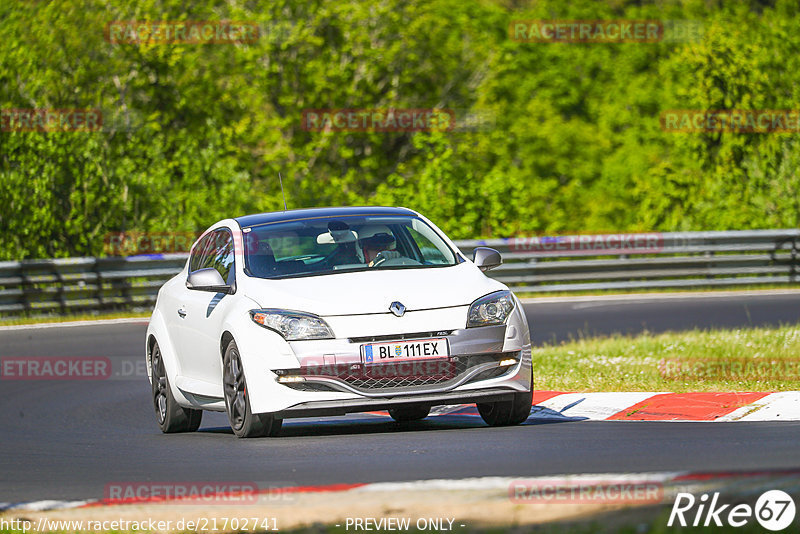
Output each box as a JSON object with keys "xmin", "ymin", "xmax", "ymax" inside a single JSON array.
[
  {"xmin": 467, "ymin": 291, "xmax": 515, "ymax": 328},
  {"xmin": 249, "ymin": 309, "xmax": 334, "ymax": 340}
]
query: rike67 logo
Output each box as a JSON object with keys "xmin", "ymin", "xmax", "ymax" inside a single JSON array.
[{"xmin": 668, "ymin": 490, "xmax": 796, "ymax": 531}]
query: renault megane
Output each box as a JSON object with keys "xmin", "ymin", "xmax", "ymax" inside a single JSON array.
[{"xmin": 145, "ymin": 206, "xmax": 532, "ymax": 437}]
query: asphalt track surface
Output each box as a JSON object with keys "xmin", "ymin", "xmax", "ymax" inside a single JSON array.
[{"xmin": 2, "ymin": 292, "xmax": 800, "ymax": 503}]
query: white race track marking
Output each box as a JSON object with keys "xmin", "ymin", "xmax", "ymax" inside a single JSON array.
[
  {"xmin": 717, "ymin": 391, "xmax": 800, "ymax": 421},
  {"xmin": 530, "ymin": 392, "xmax": 662, "ymax": 420},
  {"xmin": 354, "ymin": 472, "xmax": 686, "ymax": 492},
  {"xmin": 0, "ymin": 499, "xmax": 92, "ymax": 512}
]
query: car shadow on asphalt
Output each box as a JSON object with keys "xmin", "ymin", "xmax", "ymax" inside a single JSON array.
[{"xmin": 196, "ymin": 408, "xmax": 578, "ymax": 438}]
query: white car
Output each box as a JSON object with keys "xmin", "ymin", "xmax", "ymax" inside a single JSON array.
[{"xmin": 146, "ymin": 207, "xmax": 532, "ymax": 437}]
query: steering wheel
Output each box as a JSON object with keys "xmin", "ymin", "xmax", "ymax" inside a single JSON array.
[{"xmin": 369, "ymin": 250, "xmax": 401, "ymax": 267}]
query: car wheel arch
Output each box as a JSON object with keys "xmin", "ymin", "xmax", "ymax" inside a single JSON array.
[
  {"xmin": 220, "ymin": 331, "xmax": 235, "ymax": 361},
  {"xmin": 146, "ymin": 334, "xmax": 158, "ymax": 382}
]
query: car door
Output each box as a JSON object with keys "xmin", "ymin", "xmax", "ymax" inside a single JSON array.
[
  {"xmin": 174, "ymin": 228, "xmax": 237, "ymax": 393},
  {"xmin": 162, "ymin": 232, "xmax": 211, "ymax": 375}
]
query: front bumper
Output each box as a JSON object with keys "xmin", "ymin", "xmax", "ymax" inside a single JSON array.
[
  {"xmin": 273, "ymin": 387, "xmax": 519, "ymax": 419},
  {"xmin": 241, "ymin": 301, "xmax": 532, "ymax": 416},
  {"xmin": 278, "ymin": 352, "xmax": 520, "ymax": 398}
]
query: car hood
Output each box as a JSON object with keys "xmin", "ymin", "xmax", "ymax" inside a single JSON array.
[{"xmin": 242, "ymin": 262, "xmax": 507, "ymax": 316}]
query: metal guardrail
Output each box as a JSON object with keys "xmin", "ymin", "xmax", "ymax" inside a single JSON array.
[
  {"xmin": 0, "ymin": 255, "xmax": 188, "ymax": 315},
  {"xmin": 1, "ymin": 230, "xmax": 798, "ymax": 316},
  {"xmin": 457, "ymin": 229, "xmax": 800, "ymax": 293}
]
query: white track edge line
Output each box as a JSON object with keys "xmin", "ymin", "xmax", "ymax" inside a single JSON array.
[{"xmin": 0, "ymin": 499, "xmax": 95, "ymax": 512}]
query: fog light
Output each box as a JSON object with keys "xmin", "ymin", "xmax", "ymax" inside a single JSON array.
[
  {"xmin": 499, "ymin": 358, "xmax": 518, "ymax": 367},
  {"xmin": 277, "ymin": 375, "xmax": 305, "ymax": 383}
]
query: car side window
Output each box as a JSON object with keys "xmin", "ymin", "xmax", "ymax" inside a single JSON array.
[
  {"xmin": 188, "ymin": 229, "xmax": 235, "ymax": 285},
  {"xmin": 189, "ymin": 234, "xmax": 214, "ymax": 272},
  {"xmin": 205, "ymin": 229, "xmax": 235, "ymax": 285},
  {"xmin": 406, "ymin": 226, "xmax": 449, "ymax": 264}
]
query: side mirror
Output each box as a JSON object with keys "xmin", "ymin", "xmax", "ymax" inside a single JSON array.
[
  {"xmin": 472, "ymin": 247, "xmax": 502, "ymax": 272},
  {"xmin": 186, "ymin": 268, "xmax": 232, "ymax": 294}
]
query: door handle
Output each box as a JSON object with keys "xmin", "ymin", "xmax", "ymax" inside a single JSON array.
[{"xmin": 177, "ymin": 307, "xmax": 187, "ymax": 318}]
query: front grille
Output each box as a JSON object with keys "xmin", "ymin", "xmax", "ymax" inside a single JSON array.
[
  {"xmin": 343, "ymin": 359, "xmax": 463, "ymax": 390},
  {"xmin": 279, "ymin": 352, "xmax": 517, "ymax": 394},
  {"xmin": 348, "ymin": 330, "xmax": 453, "ymax": 343}
]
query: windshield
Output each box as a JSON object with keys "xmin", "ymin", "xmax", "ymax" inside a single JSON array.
[{"xmin": 242, "ymin": 215, "xmax": 458, "ymax": 279}]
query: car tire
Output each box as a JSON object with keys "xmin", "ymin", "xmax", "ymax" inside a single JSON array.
[
  {"xmin": 388, "ymin": 404, "xmax": 430, "ymax": 422},
  {"xmin": 223, "ymin": 339, "xmax": 282, "ymax": 438},
  {"xmin": 477, "ymin": 371, "xmax": 533, "ymax": 427},
  {"xmin": 151, "ymin": 341, "xmax": 202, "ymax": 433}
]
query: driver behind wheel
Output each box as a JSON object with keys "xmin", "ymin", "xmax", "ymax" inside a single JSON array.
[{"xmin": 358, "ymin": 225, "xmax": 400, "ymax": 266}]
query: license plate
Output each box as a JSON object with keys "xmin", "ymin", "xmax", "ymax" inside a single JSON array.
[{"xmin": 361, "ymin": 338, "xmax": 449, "ymax": 365}]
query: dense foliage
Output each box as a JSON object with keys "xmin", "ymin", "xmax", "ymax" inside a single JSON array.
[{"xmin": 1, "ymin": 0, "xmax": 798, "ymax": 259}]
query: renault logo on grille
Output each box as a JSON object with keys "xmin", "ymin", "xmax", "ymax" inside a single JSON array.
[{"xmin": 389, "ymin": 301, "xmax": 406, "ymax": 317}]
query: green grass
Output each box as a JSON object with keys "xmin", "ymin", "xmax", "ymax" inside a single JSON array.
[
  {"xmin": 0, "ymin": 310, "xmax": 151, "ymax": 326},
  {"xmin": 534, "ymin": 325, "xmax": 800, "ymax": 392}
]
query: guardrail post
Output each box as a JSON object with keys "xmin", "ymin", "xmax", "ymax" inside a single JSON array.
[
  {"xmin": 19, "ymin": 262, "xmax": 31, "ymax": 314},
  {"xmin": 54, "ymin": 261, "xmax": 66, "ymax": 315},
  {"xmin": 120, "ymin": 259, "xmax": 132, "ymax": 309},
  {"xmin": 93, "ymin": 258, "xmax": 104, "ymax": 311}
]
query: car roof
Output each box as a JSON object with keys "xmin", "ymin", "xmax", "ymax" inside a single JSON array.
[{"xmin": 234, "ymin": 206, "xmax": 417, "ymax": 228}]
